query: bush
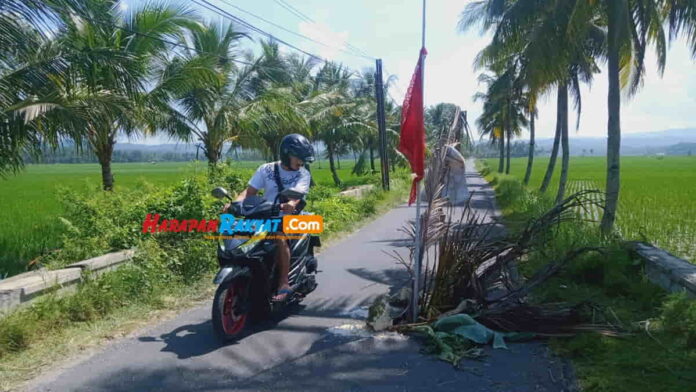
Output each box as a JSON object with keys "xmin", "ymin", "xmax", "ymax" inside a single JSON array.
[
  {"xmin": 307, "ymin": 184, "xmax": 341, "ymax": 202},
  {"xmin": 661, "ymin": 293, "xmax": 696, "ymax": 350},
  {"xmin": 478, "ymin": 160, "xmax": 491, "ymax": 177},
  {"xmin": 310, "ymin": 196, "xmax": 360, "ymax": 234}
]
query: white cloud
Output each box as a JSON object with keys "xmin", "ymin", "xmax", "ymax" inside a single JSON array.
[
  {"xmin": 402, "ymin": 0, "xmax": 696, "ymax": 140},
  {"xmin": 297, "ymin": 21, "xmax": 350, "ymax": 61}
]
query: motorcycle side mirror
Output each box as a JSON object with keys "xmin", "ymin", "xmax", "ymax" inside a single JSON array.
[
  {"xmin": 280, "ymin": 188, "xmax": 306, "ymax": 200},
  {"xmin": 211, "ymin": 187, "xmax": 231, "ymax": 200}
]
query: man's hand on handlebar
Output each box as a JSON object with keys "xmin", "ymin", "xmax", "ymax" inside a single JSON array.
[
  {"xmin": 280, "ymin": 200, "xmax": 299, "ymax": 213},
  {"xmin": 222, "ymin": 201, "xmax": 242, "ymax": 214}
]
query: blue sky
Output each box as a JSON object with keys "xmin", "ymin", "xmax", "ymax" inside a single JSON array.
[{"xmin": 120, "ymin": 0, "xmax": 696, "ymax": 144}]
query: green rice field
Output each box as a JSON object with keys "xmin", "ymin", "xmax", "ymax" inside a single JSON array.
[
  {"xmin": 0, "ymin": 159, "xmax": 378, "ymax": 277},
  {"xmin": 485, "ymin": 156, "xmax": 696, "ymax": 262}
]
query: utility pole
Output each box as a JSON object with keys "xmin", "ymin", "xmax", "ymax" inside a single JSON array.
[{"xmin": 374, "ymin": 59, "xmax": 390, "ymax": 190}]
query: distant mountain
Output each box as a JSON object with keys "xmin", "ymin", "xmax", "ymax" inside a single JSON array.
[
  {"xmin": 112, "ymin": 128, "xmax": 696, "ymax": 158},
  {"xmin": 666, "ymin": 142, "xmax": 696, "ymax": 156},
  {"xmin": 531, "ymin": 128, "xmax": 696, "ymax": 156},
  {"xmin": 114, "ymin": 143, "xmax": 199, "ymax": 153},
  {"xmin": 114, "ymin": 141, "xmax": 332, "ymax": 156}
]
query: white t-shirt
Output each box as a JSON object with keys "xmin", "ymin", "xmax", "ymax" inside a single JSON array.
[{"xmin": 248, "ymin": 162, "xmax": 311, "ymax": 203}]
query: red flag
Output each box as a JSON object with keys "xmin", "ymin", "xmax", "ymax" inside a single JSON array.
[{"xmin": 398, "ymin": 48, "xmax": 427, "ymax": 205}]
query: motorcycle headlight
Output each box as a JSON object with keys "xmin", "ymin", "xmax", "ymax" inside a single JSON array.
[
  {"xmin": 238, "ymin": 231, "xmax": 269, "ymax": 254},
  {"xmin": 222, "ymin": 238, "xmax": 248, "ymax": 252}
]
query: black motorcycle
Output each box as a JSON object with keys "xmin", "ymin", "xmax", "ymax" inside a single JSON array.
[{"xmin": 210, "ymin": 187, "xmax": 320, "ymax": 341}]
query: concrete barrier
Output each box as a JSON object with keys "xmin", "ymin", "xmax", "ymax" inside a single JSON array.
[
  {"xmin": 339, "ymin": 184, "xmax": 375, "ymax": 198},
  {"xmin": 0, "ymin": 249, "xmax": 135, "ymax": 314},
  {"xmin": 627, "ymin": 241, "xmax": 696, "ymax": 298},
  {"xmin": 65, "ymin": 249, "xmax": 136, "ymax": 275}
]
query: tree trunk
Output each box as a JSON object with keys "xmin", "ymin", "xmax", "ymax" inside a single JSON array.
[
  {"xmin": 505, "ymin": 130, "xmax": 511, "ymax": 174},
  {"xmin": 601, "ymin": 2, "xmax": 623, "ymax": 234},
  {"xmin": 205, "ymin": 142, "xmax": 220, "ymax": 166},
  {"xmin": 539, "ymin": 86, "xmax": 564, "ymax": 193},
  {"xmin": 99, "ymin": 158, "xmax": 114, "ymax": 191},
  {"xmin": 369, "ymin": 145, "xmax": 375, "ymax": 172},
  {"xmin": 555, "ymin": 83, "xmax": 569, "ymax": 204},
  {"xmin": 307, "ymin": 164, "xmax": 316, "ymax": 187},
  {"xmin": 314, "ymin": 141, "xmax": 321, "ymax": 168},
  {"xmin": 94, "ymin": 134, "xmax": 116, "ymax": 191},
  {"xmin": 327, "ymin": 143, "xmax": 342, "ymax": 186},
  {"xmin": 498, "ymin": 134, "xmax": 505, "ymax": 173},
  {"xmin": 523, "ymin": 112, "xmax": 535, "ymax": 185},
  {"xmin": 337, "ymin": 154, "xmax": 341, "ymax": 170}
]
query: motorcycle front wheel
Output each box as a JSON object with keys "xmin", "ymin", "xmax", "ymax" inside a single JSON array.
[{"xmin": 212, "ymin": 279, "xmax": 248, "ymax": 342}]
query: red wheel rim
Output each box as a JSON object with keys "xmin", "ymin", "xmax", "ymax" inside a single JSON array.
[{"xmin": 221, "ymin": 281, "xmax": 247, "ymax": 335}]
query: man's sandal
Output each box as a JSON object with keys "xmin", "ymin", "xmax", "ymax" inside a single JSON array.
[{"xmin": 272, "ymin": 288, "xmax": 294, "ymax": 302}]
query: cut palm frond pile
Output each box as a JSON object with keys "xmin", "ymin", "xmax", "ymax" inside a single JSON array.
[{"xmin": 389, "ymin": 109, "xmax": 617, "ymax": 340}]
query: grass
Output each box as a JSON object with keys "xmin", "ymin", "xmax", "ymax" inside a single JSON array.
[
  {"xmin": 0, "ymin": 158, "xmax": 383, "ymax": 277},
  {"xmin": 484, "ymin": 156, "xmax": 696, "ymax": 262},
  {"xmin": 480, "ymin": 162, "xmax": 696, "ymax": 392}
]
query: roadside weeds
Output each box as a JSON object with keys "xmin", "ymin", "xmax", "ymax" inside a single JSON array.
[{"xmin": 477, "ymin": 159, "xmax": 696, "ymax": 392}]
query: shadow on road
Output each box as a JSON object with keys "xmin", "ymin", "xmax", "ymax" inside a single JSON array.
[
  {"xmin": 136, "ymin": 292, "xmax": 378, "ymax": 361},
  {"xmin": 346, "ymin": 268, "xmax": 410, "ymax": 295},
  {"xmin": 136, "ymin": 302, "xmax": 321, "ymax": 360},
  {"xmin": 83, "ymin": 338, "xmax": 571, "ymax": 392},
  {"xmin": 369, "ymin": 238, "xmax": 413, "ymax": 247},
  {"xmin": 137, "ymin": 320, "xmax": 219, "ymax": 359}
]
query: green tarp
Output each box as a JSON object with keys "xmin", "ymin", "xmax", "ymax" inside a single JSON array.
[{"xmin": 411, "ymin": 314, "xmax": 535, "ymax": 365}]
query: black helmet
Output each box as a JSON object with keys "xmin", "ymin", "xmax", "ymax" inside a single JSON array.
[{"xmin": 279, "ymin": 134, "xmax": 315, "ymax": 167}]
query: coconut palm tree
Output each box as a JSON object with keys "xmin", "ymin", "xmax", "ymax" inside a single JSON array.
[
  {"xmin": 241, "ymin": 88, "xmax": 310, "ymax": 160},
  {"xmin": 426, "ymin": 103, "xmax": 459, "ymax": 143},
  {"xmin": 523, "ymin": 91, "xmax": 538, "ymax": 185},
  {"xmin": 461, "ymin": 1, "xmax": 549, "ymax": 177},
  {"xmin": 1, "ymin": 1, "xmax": 67, "ymax": 174},
  {"xmin": 474, "ymin": 74, "xmax": 506, "ymax": 173},
  {"xmin": 474, "ymin": 63, "xmax": 527, "ymax": 175},
  {"xmin": 163, "ymin": 22, "xmax": 256, "ymax": 167},
  {"xmin": 663, "ymin": 1, "xmax": 696, "ymax": 56},
  {"xmin": 2, "ymin": 0, "xmax": 203, "ymax": 189},
  {"xmin": 597, "ymin": 0, "xmax": 665, "ymax": 232},
  {"xmin": 305, "ymin": 62, "xmax": 371, "ymax": 186},
  {"xmin": 351, "ymin": 69, "xmax": 380, "ymax": 173},
  {"xmin": 595, "ymin": 0, "xmax": 696, "ymax": 230},
  {"xmin": 461, "ymin": 0, "xmax": 603, "ymax": 202},
  {"xmin": 0, "ymin": 0, "xmax": 92, "ymax": 175}
]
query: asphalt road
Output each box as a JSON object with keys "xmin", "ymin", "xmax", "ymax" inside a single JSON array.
[{"xmin": 26, "ymin": 161, "xmax": 575, "ymax": 392}]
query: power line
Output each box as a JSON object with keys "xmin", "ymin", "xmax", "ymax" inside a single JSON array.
[
  {"xmin": 273, "ymin": 0, "xmax": 312, "ymax": 23},
  {"xmin": 192, "ymin": 0, "xmax": 326, "ymax": 62},
  {"xmin": 52, "ymin": 9, "xmax": 361, "ymax": 86},
  {"xmin": 278, "ymin": 0, "xmax": 315, "ymax": 23},
  {"xmin": 213, "ymin": 0, "xmax": 374, "ymax": 60},
  {"xmin": 270, "ymin": 0, "xmax": 374, "ymax": 59}
]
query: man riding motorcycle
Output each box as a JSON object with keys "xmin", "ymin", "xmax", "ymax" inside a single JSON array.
[{"xmin": 230, "ymin": 133, "xmax": 314, "ymax": 302}]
